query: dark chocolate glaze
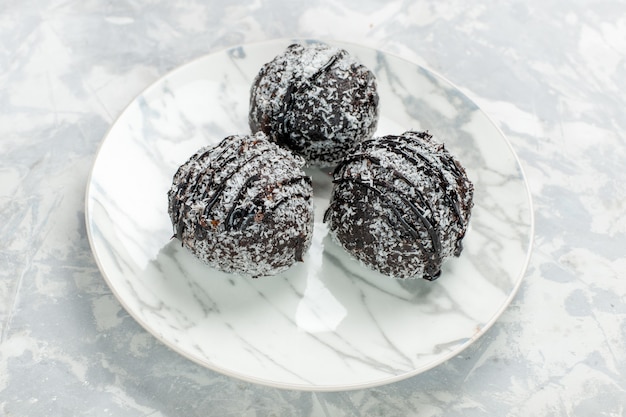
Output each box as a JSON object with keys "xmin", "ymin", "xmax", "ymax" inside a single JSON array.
[{"xmin": 274, "ymin": 50, "xmax": 347, "ymax": 151}]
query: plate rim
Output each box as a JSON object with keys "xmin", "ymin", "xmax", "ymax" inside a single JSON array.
[{"xmin": 84, "ymin": 38, "xmax": 535, "ymax": 392}]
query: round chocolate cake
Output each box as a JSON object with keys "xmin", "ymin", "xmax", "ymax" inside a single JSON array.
[
  {"xmin": 249, "ymin": 42, "xmax": 379, "ymax": 166},
  {"xmin": 324, "ymin": 131, "xmax": 474, "ymax": 280},
  {"xmin": 167, "ymin": 132, "xmax": 314, "ymax": 277}
]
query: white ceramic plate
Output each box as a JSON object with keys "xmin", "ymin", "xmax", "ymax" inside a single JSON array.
[{"xmin": 85, "ymin": 39, "xmax": 534, "ymax": 391}]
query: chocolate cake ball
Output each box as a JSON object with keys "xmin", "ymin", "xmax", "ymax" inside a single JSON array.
[
  {"xmin": 249, "ymin": 42, "xmax": 379, "ymax": 166},
  {"xmin": 168, "ymin": 132, "xmax": 314, "ymax": 277},
  {"xmin": 324, "ymin": 131, "xmax": 474, "ymax": 280}
]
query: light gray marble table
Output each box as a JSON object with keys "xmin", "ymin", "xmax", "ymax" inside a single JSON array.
[{"xmin": 1, "ymin": 1, "xmax": 625, "ymax": 416}]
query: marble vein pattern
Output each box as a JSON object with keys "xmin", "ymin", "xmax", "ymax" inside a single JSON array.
[
  {"xmin": 85, "ymin": 40, "xmax": 532, "ymax": 390},
  {"xmin": 1, "ymin": 0, "xmax": 626, "ymax": 416}
]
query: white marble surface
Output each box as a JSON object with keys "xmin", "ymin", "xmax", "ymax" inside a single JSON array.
[{"xmin": 1, "ymin": 0, "xmax": 624, "ymax": 415}]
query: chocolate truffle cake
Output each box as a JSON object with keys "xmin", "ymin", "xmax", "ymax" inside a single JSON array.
[
  {"xmin": 249, "ymin": 42, "xmax": 379, "ymax": 166},
  {"xmin": 324, "ymin": 131, "xmax": 474, "ymax": 280},
  {"xmin": 168, "ymin": 132, "xmax": 314, "ymax": 277}
]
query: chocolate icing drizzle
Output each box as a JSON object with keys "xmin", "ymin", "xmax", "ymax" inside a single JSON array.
[
  {"xmin": 359, "ymin": 134, "xmax": 464, "ymax": 225},
  {"xmin": 274, "ymin": 49, "xmax": 347, "ymax": 150},
  {"xmin": 176, "ymin": 153, "xmax": 311, "ymax": 235}
]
